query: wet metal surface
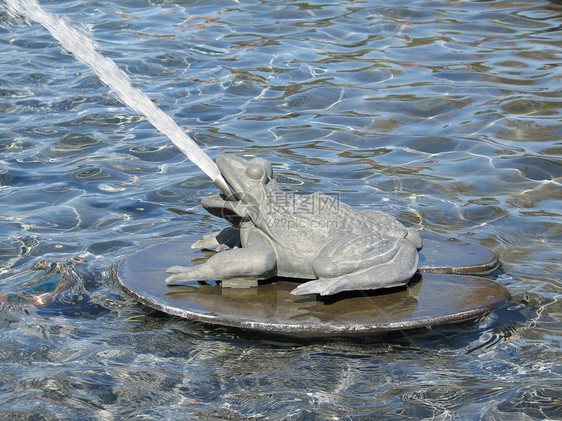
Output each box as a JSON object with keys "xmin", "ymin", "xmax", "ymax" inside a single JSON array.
[
  {"xmin": 418, "ymin": 232, "xmax": 499, "ymax": 274},
  {"xmin": 118, "ymin": 234, "xmax": 507, "ymax": 337}
]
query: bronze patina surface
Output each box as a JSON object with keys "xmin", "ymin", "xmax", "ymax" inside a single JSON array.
[
  {"xmin": 165, "ymin": 154, "xmax": 423, "ymax": 296},
  {"xmin": 118, "ymin": 234, "xmax": 507, "ymax": 337}
]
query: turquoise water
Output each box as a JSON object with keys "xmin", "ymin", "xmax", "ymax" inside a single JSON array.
[{"xmin": 1, "ymin": 0, "xmax": 560, "ymax": 419}]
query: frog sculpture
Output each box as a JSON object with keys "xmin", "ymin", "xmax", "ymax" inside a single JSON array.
[{"xmin": 165, "ymin": 154, "xmax": 423, "ymax": 296}]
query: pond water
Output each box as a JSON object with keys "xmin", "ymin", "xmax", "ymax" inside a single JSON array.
[{"xmin": 1, "ymin": 0, "xmax": 560, "ymax": 419}]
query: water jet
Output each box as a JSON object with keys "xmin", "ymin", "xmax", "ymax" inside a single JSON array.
[{"xmin": 4, "ymin": 0, "xmax": 232, "ymax": 196}]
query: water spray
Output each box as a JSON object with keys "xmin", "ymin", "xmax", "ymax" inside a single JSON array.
[{"xmin": 4, "ymin": 0, "xmax": 233, "ymax": 197}]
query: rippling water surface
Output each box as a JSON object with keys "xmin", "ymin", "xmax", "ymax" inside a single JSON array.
[{"xmin": 1, "ymin": 0, "xmax": 560, "ymax": 419}]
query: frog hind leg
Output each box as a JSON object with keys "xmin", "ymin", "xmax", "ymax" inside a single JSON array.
[
  {"xmin": 361, "ymin": 210, "xmax": 422, "ymax": 250},
  {"xmin": 291, "ymin": 236, "xmax": 418, "ymax": 296},
  {"xmin": 165, "ymin": 233, "xmax": 276, "ymax": 284}
]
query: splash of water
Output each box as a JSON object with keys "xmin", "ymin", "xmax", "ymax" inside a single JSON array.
[{"xmin": 4, "ymin": 0, "xmax": 232, "ymax": 195}]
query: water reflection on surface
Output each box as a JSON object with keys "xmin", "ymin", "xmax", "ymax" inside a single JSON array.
[{"xmin": 0, "ymin": 0, "xmax": 560, "ymax": 419}]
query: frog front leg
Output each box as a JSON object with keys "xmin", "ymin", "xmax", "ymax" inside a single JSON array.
[
  {"xmin": 291, "ymin": 234, "xmax": 418, "ymax": 296},
  {"xmin": 165, "ymin": 232, "xmax": 276, "ymax": 284}
]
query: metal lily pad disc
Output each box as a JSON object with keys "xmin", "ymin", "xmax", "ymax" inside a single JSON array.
[
  {"xmin": 418, "ymin": 232, "xmax": 499, "ymax": 274},
  {"xmin": 117, "ymin": 234, "xmax": 507, "ymax": 337}
]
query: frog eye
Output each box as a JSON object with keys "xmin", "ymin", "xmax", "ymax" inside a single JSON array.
[
  {"xmin": 246, "ymin": 164, "xmax": 265, "ymax": 180},
  {"xmin": 250, "ymin": 158, "xmax": 273, "ymax": 178}
]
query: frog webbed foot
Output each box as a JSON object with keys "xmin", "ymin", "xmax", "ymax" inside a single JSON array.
[{"xmin": 291, "ymin": 235, "xmax": 419, "ymax": 296}]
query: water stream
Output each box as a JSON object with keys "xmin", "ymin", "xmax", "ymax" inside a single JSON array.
[{"xmin": 4, "ymin": 0, "xmax": 232, "ymax": 194}]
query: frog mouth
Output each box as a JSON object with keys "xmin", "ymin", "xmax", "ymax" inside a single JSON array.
[
  {"xmin": 216, "ymin": 153, "xmax": 251, "ymax": 200},
  {"xmin": 202, "ymin": 155, "xmax": 251, "ymax": 222}
]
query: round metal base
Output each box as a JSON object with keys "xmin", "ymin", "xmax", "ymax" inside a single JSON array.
[
  {"xmin": 117, "ymin": 233, "xmax": 507, "ymax": 337},
  {"xmin": 418, "ymin": 232, "xmax": 499, "ymax": 274}
]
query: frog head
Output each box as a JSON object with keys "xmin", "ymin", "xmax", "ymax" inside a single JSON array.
[{"xmin": 201, "ymin": 154, "xmax": 274, "ymax": 224}]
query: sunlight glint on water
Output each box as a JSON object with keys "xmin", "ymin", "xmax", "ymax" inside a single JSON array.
[
  {"xmin": 0, "ymin": 0, "xmax": 560, "ymax": 418},
  {"xmin": 4, "ymin": 0, "xmax": 231, "ymax": 193}
]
